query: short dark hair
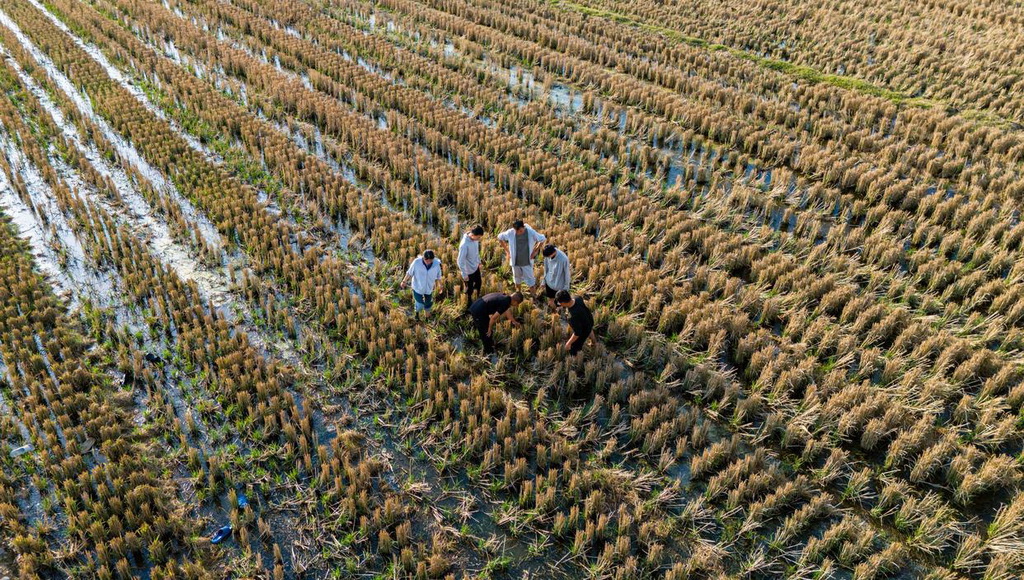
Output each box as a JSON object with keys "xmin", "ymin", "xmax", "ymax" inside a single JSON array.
[
  {"xmin": 423, "ymin": 250, "xmax": 435, "ymax": 260},
  {"xmin": 510, "ymin": 292, "xmax": 524, "ymax": 304},
  {"xmin": 471, "ymin": 225, "xmax": 485, "ymax": 236},
  {"xmin": 542, "ymin": 244, "xmax": 556, "ymax": 257},
  {"xmin": 513, "ymin": 220, "xmax": 525, "ymax": 230},
  {"xmin": 555, "ymin": 290, "xmax": 572, "ymax": 304}
]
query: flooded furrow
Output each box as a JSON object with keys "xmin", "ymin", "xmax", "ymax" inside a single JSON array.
[
  {"xmin": 1, "ymin": 118, "xmax": 216, "ymax": 469},
  {"xmin": 0, "ymin": 131, "xmax": 111, "ymax": 309},
  {"xmin": 333, "ymin": 3, "xmax": 805, "ymax": 222},
  {"xmin": 0, "ymin": 7, "xmax": 312, "ymax": 370},
  {"xmin": 2, "ymin": 81, "xmax": 212, "ymax": 473},
  {"xmin": 2, "ymin": 0, "xmax": 222, "ymax": 251},
  {"xmin": 1, "ymin": 45, "xmax": 230, "ymax": 293}
]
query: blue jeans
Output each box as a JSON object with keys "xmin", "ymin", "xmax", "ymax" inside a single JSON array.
[{"xmin": 413, "ymin": 291, "xmax": 433, "ymax": 312}]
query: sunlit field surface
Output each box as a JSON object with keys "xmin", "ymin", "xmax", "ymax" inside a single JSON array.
[{"xmin": 1, "ymin": 0, "xmax": 1023, "ymax": 577}]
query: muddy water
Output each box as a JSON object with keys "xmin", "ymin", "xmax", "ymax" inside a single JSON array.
[
  {"xmin": 1, "ymin": 100, "xmax": 212, "ymax": 432},
  {"xmin": 3, "ymin": 117, "xmax": 211, "ymax": 489},
  {"xmin": 0, "ymin": 48, "xmax": 239, "ymax": 316},
  {"xmin": 273, "ymin": 9, "xmax": 672, "ymax": 192},
  {"xmin": 0, "ymin": 134, "xmax": 112, "ymax": 309},
  {"xmin": 0, "ymin": 140, "xmax": 109, "ymax": 530},
  {"xmin": 3, "ymin": 1, "xmax": 222, "ymax": 250},
  {"xmin": 1, "ymin": 6, "xmax": 306, "ymax": 366},
  {"xmin": 2, "ymin": 0, "xmax": 312, "ymax": 381},
  {"xmin": 0, "ymin": 171, "xmax": 77, "ymax": 301}
]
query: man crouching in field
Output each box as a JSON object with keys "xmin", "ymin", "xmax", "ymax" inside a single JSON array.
[
  {"xmin": 469, "ymin": 291, "xmax": 523, "ymax": 355},
  {"xmin": 556, "ymin": 290, "xmax": 596, "ymax": 356}
]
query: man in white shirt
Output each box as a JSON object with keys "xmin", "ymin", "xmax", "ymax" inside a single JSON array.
[
  {"xmin": 497, "ymin": 220, "xmax": 546, "ymax": 293},
  {"xmin": 457, "ymin": 225, "xmax": 485, "ymax": 311},
  {"xmin": 401, "ymin": 250, "xmax": 443, "ymax": 319},
  {"xmin": 541, "ymin": 244, "xmax": 571, "ymax": 309}
]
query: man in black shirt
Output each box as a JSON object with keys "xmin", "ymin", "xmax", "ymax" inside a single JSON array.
[
  {"xmin": 555, "ymin": 290, "xmax": 595, "ymax": 356},
  {"xmin": 469, "ymin": 291, "xmax": 523, "ymax": 354}
]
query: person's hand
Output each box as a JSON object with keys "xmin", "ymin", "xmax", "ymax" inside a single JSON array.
[
  {"xmin": 486, "ymin": 329, "xmax": 493, "ymax": 337},
  {"xmin": 565, "ymin": 339, "xmax": 573, "ymax": 350},
  {"xmin": 462, "ymin": 276, "xmax": 469, "ymax": 283}
]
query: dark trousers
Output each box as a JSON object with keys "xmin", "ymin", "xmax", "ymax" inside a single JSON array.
[
  {"xmin": 464, "ymin": 268, "xmax": 482, "ymax": 306},
  {"xmin": 473, "ymin": 313, "xmax": 494, "ymax": 353}
]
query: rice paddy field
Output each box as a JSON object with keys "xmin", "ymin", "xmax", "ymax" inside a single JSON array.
[{"xmin": 0, "ymin": 0, "xmax": 1023, "ymax": 578}]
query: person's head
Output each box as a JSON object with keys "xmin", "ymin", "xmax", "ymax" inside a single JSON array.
[
  {"xmin": 470, "ymin": 224, "xmax": 484, "ymax": 241},
  {"xmin": 513, "ymin": 220, "xmax": 525, "ymax": 234},
  {"xmin": 423, "ymin": 250, "xmax": 435, "ymax": 265},
  {"xmin": 542, "ymin": 244, "xmax": 556, "ymax": 258},
  {"xmin": 510, "ymin": 291, "xmax": 524, "ymax": 305},
  {"xmin": 555, "ymin": 290, "xmax": 573, "ymax": 306}
]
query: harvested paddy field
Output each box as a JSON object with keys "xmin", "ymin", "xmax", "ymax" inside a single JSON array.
[{"xmin": 1, "ymin": 0, "xmax": 1024, "ymax": 578}]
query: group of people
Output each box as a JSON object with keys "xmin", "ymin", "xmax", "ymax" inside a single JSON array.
[{"xmin": 400, "ymin": 220, "xmax": 596, "ymax": 356}]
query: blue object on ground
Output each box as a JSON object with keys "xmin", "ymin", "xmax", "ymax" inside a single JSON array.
[
  {"xmin": 237, "ymin": 494, "xmax": 248, "ymax": 509},
  {"xmin": 210, "ymin": 525, "xmax": 232, "ymax": 544},
  {"xmin": 10, "ymin": 444, "xmax": 32, "ymax": 458}
]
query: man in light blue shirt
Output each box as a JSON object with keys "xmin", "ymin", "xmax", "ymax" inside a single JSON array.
[
  {"xmin": 541, "ymin": 244, "xmax": 571, "ymax": 309},
  {"xmin": 401, "ymin": 250, "xmax": 442, "ymax": 319}
]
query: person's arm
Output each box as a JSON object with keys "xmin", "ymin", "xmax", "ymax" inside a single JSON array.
[
  {"xmin": 497, "ymin": 231, "xmax": 512, "ymax": 262},
  {"xmin": 434, "ymin": 263, "xmax": 443, "ymax": 293},
  {"xmin": 530, "ymin": 227, "xmax": 547, "ymax": 260},
  {"xmin": 504, "ymin": 309, "xmax": 521, "ymax": 327},
  {"xmin": 565, "ymin": 332, "xmax": 580, "ymax": 349},
  {"xmin": 562, "ymin": 256, "xmax": 572, "ymax": 291},
  {"xmin": 487, "ymin": 312, "xmax": 500, "ymax": 336},
  {"xmin": 457, "ymin": 241, "xmax": 470, "ymax": 281},
  {"xmin": 532, "ymin": 242, "xmax": 545, "ymax": 261},
  {"xmin": 401, "ymin": 263, "xmax": 414, "ymax": 289}
]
